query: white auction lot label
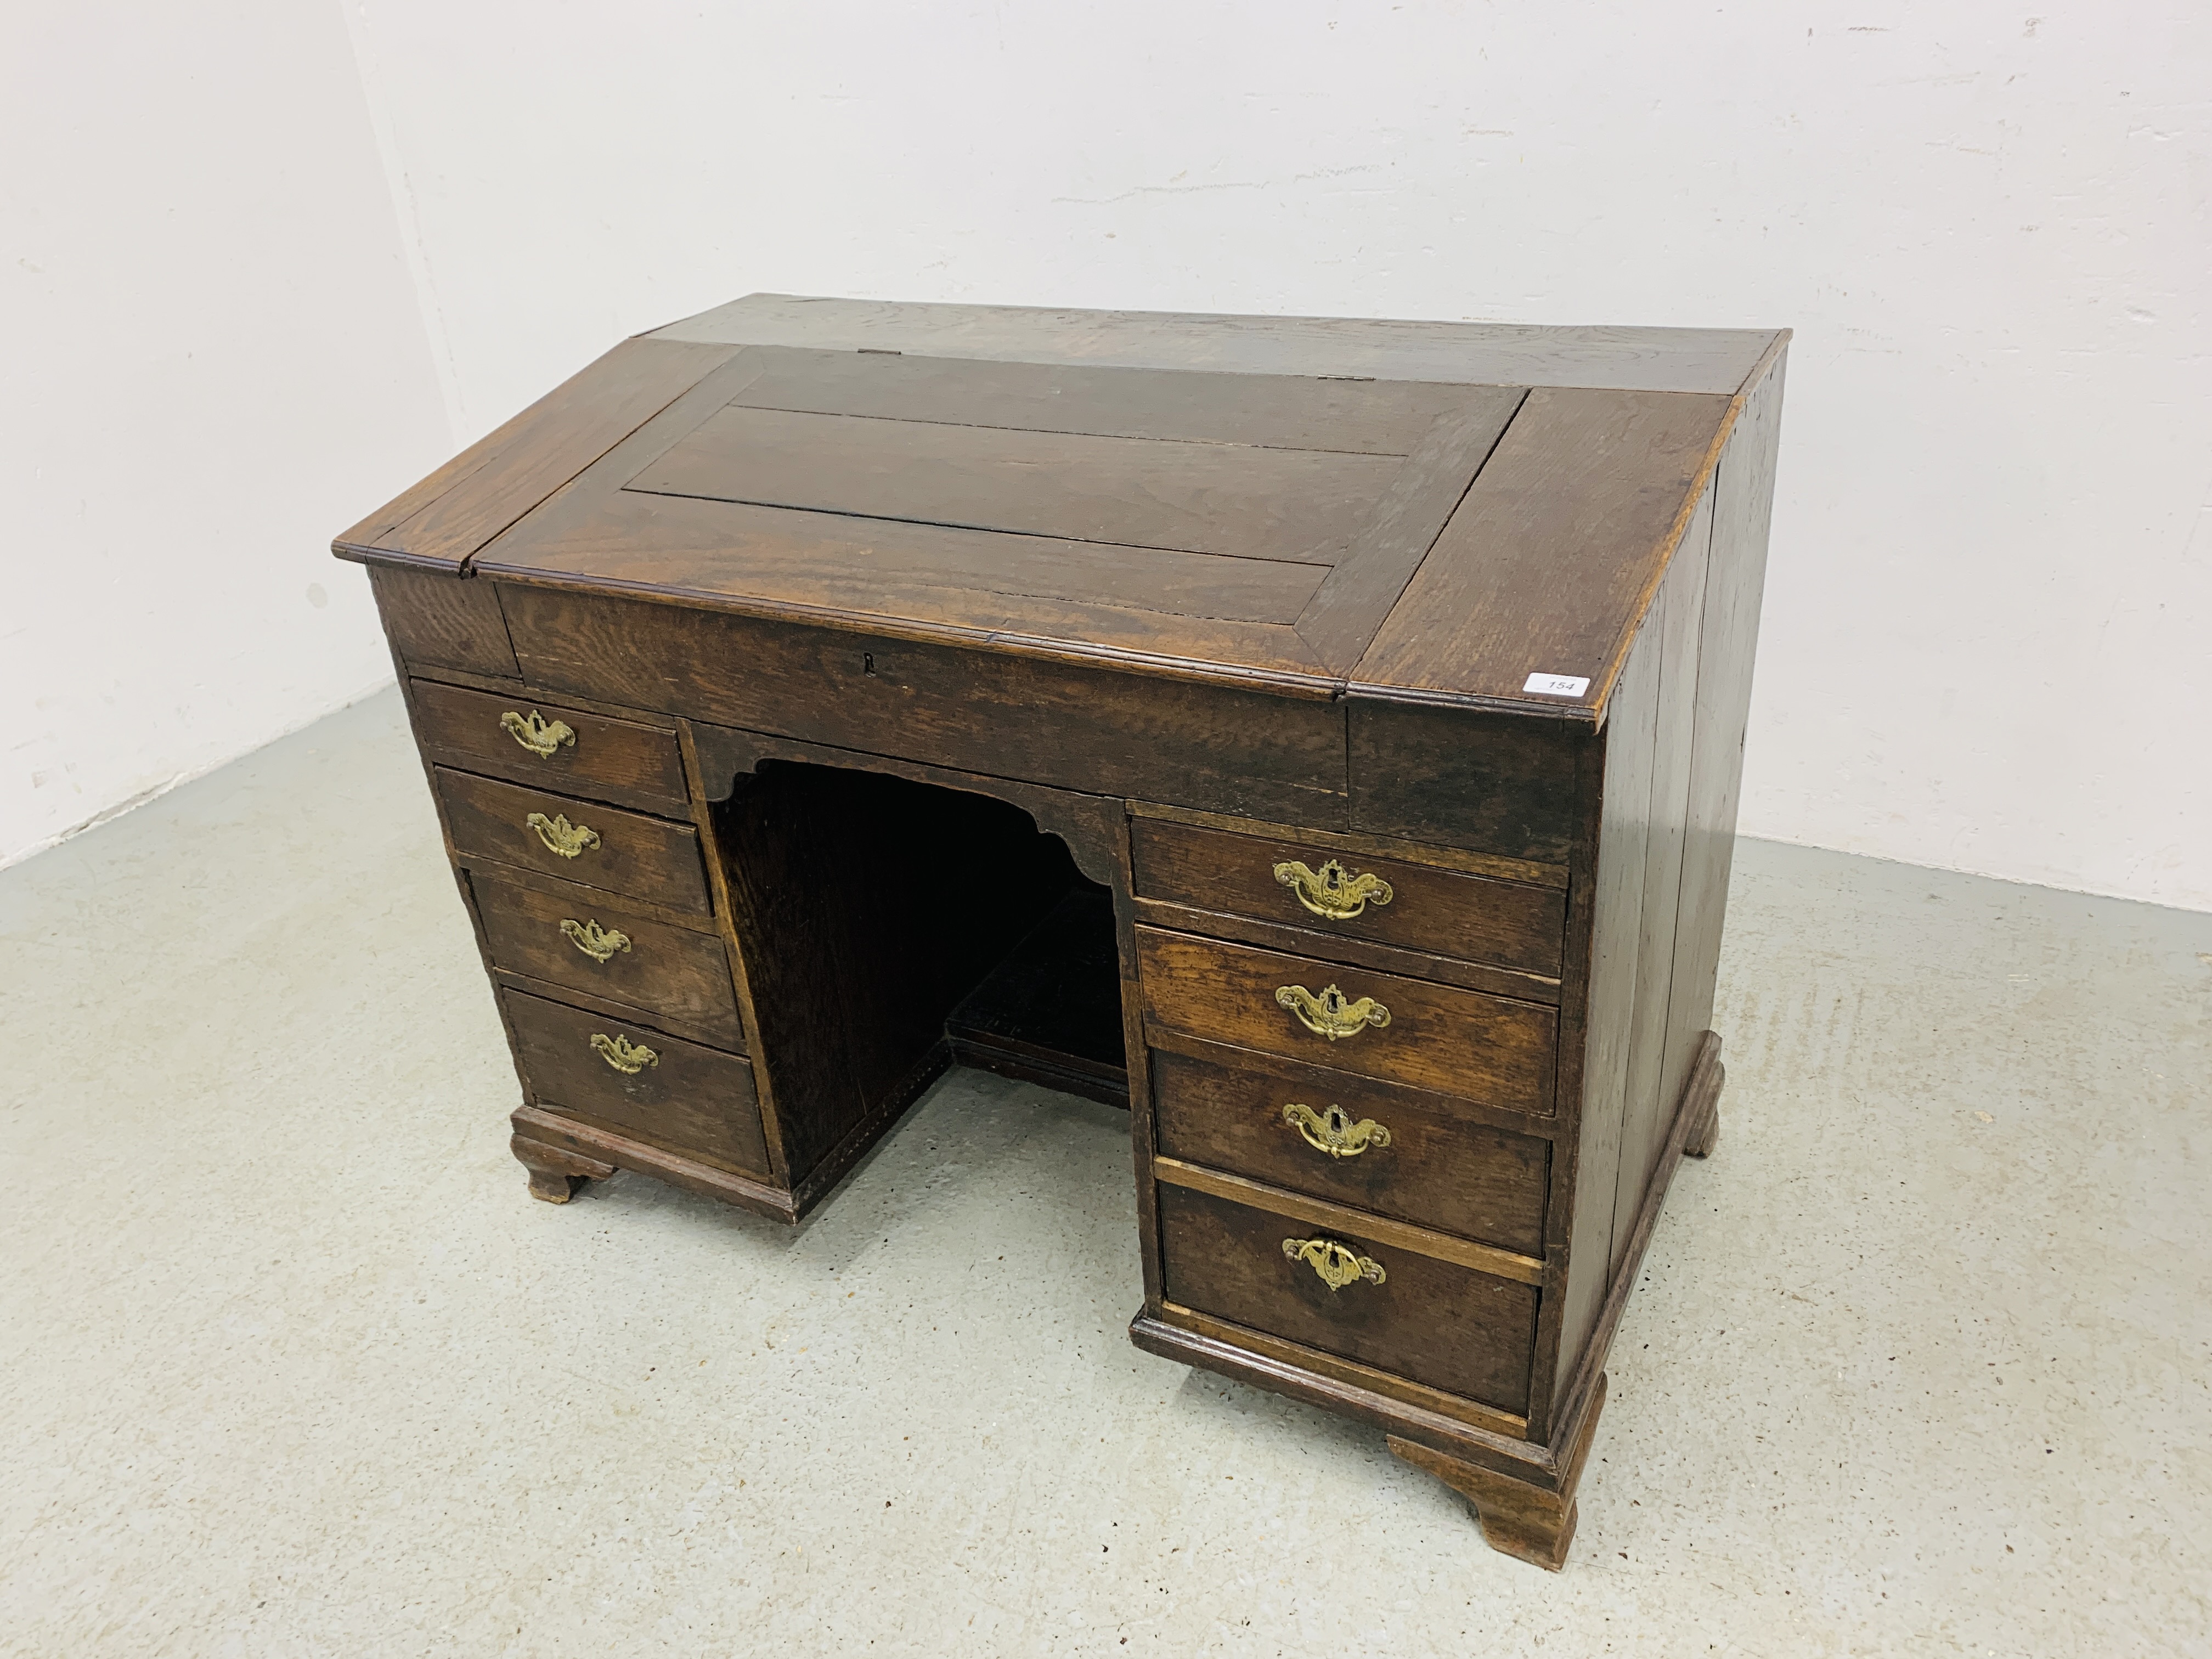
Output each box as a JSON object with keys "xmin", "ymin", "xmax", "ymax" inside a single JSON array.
[{"xmin": 1522, "ymin": 672, "xmax": 1590, "ymax": 697}]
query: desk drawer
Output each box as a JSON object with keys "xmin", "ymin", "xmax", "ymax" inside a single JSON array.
[
  {"xmin": 435, "ymin": 768, "xmax": 711, "ymax": 915},
  {"xmin": 472, "ymin": 871, "xmax": 744, "ymax": 1048},
  {"xmin": 1158, "ymin": 1182, "xmax": 1537, "ymax": 1415},
  {"xmin": 501, "ymin": 989, "xmax": 768, "ymax": 1177},
  {"xmin": 1131, "ymin": 818, "xmax": 1565, "ymax": 977},
  {"xmin": 1136, "ymin": 928, "xmax": 1555, "ymax": 1113},
  {"xmin": 409, "ymin": 678, "xmax": 689, "ymax": 815},
  {"xmin": 1152, "ymin": 1042, "xmax": 1548, "ymax": 1256}
]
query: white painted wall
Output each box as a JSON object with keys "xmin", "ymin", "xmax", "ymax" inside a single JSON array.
[
  {"xmin": 13, "ymin": 3, "xmax": 2209, "ymax": 912},
  {"xmin": 1, "ymin": 1, "xmax": 450, "ymax": 866}
]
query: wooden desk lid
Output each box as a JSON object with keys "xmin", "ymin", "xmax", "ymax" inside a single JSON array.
[{"xmin": 335, "ymin": 295, "xmax": 1786, "ymax": 721}]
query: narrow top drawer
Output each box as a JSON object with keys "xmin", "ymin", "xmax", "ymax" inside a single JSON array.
[
  {"xmin": 408, "ymin": 679, "xmax": 689, "ymax": 815},
  {"xmin": 1131, "ymin": 817, "xmax": 1565, "ymax": 977}
]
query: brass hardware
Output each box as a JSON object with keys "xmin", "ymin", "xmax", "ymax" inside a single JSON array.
[
  {"xmin": 1283, "ymin": 1102, "xmax": 1392, "ymax": 1159},
  {"xmin": 526, "ymin": 811, "xmax": 600, "ymax": 859},
  {"xmin": 1273, "ymin": 857, "xmax": 1393, "ymax": 921},
  {"xmin": 560, "ymin": 918, "xmax": 631, "ymax": 963},
  {"xmin": 1275, "ymin": 982, "xmax": 1391, "ymax": 1041},
  {"xmin": 500, "ymin": 709, "xmax": 575, "ymax": 758},
  {"xmin": 589, "ymin": 1032, "xmax": 658, "ymax": 1074},
  {"xmin": 1282, "ymin": 1236, "xmax": 1386, "ymax": 1290}
]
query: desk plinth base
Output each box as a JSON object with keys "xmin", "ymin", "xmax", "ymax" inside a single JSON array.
[
  {"xmin": 1387, "ymin": 1374, "xmax": 1607, "ymax": 1571},
  {"xmin": 510, "ymin": 1130, "xmax": 615, "ymax": 1204},
  {"xmin": 509, "ymin": 1102, "xmax": 803, "ymax": 1224}
]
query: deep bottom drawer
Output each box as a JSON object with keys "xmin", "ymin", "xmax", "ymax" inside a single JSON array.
[
  {"xmin": 1158, "ymin": 1182, "xmax": 1537, "ymax": 1414},
  {"xmin": 502, "ymin": 988, "xmax": 768, "ymax": 1177}
]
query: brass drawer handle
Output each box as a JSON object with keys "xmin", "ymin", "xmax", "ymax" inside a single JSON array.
[
  {"xmin": 500, "ymin": 709, "xmax": 575, "ymax": 758},
  {"xmin": 1276, "ymin": 982, "xmax": 1390, "ymax": 1041},
  {"xmin": 1282, "ymin": 1236, "xmax": 1386, "ymax": 1290},
  {"xmin": 1274, "ymin": 857, "xmax": 1393, "ymax": 921},
  {"xmin": 589, "ymin": 1032, "xmax": 658, "ymax": 1074},
  {"xmin": 1284, "ymin": 1102, "xmax": 1392, "ymax": 1159},
  {"xmin": 560, "ymin": 918, "xmax": 630, "ymax": 963},
  {"xmin": 526, "ymin": 811, "xmax": 600, "ymax": 859}
]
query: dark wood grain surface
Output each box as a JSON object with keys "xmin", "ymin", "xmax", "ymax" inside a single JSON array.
[
  {"xmin": 1292, "ymin": 389, "xmax": 1525, "ymax": 670},
  {"xmin": 470, "ymin": 870, "xmax": 743, "ymax": 1047},
  {"xmin": 1157, "ymin": 1183, "xmax": 1538, "ymax": 1414},
  {"xmin": 711, "ymin": 345, "xmax": 1479, "ymax": 451},
  {"xmin": 369, "ymin": 565, "xmax": 519, "ymax": 678},
  {"xmin": 650, "ymin": 294, "xmax": 1785, "ymax": 397},
  {"xmin": 503, "ymin": 988, "xmax": 768, "ymax": 1177},
  {"xmin": 334, "ymin": 336, "xmax": 740, "ymax": 568},
  {"xmin": 946, "ymin": 887, "xmax": 1127, "ymax": 1106},
  {"xmin": 408, "ymin": 677, "xmax": 689, "ymax": 815},
  {"xmin": 630, "ymin": 399, "xmax": 1404, "ymax": 563},
  {"xmin": 1554, "ymin": 614, "xmax": 1661, "ymax": 1379},
  {"xmin": 1613, "ymin": 489, "xmax": 1713, "ymax": 1266},
  {"xmin": 1136, "ymin": 927, "xmax": 1556, "ymax": 1111},
  {"xmin": 1659, "ymin": 350, "xmax": 1787, "ymax": 1142},
  {"xmin": 1150, "ymin": 1041, "xmax": 1549, "ymax": 1255},
  {"xmin": 501, "ymin": 586, "xmax": 1352, "ymax": 826},
  {"xmin": 713, "ymin": 761, "xmax": 1086, "ymax": 1184},
  {"xmin": 1130, "ymin": 816, "xmax": 1565, "ymax": 975},
  {"xmin": 472, "ymin": 346, "xmax": 1521, "ymax": 689},
  {"xmin": 687, "ymin": 722, "xmax": 1125, "ymax": 888},
  {"xmin": 489, "ymin": 966, "xmax": 738, "ymax": 1053},
  {"xmin": 1347, "ymin": 702, "xmax": 1584, "ymax": 865},
  {"xmin": 1128, "ymin": 800, "xmax": 1565, "ymax": 888},
  {"xmin": 433, "ymin": 767, "xmax": 710, "ymax": 913},
  {"xmin": 1128, "ymin": 897, "xmax": 1560, "ymax": 1006},
  {"xmin": 1351, "ymin": 387, "xmax": 1735, "ymax": 714}
]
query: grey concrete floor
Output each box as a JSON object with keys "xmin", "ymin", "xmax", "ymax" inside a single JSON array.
[{"xmin": 2, "ymin": 687, "xmax": 2208, "ymax": 1658}]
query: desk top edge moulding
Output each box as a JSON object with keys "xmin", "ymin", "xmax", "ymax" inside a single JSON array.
[{"xmin": 336, "ymin": 294, "xmax": 1788, "ymax": 1572}]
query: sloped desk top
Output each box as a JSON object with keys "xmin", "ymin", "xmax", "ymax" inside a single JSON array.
[{"xmin": 336, "ymin": 294, "xmax": 1785, "ymax": 719}]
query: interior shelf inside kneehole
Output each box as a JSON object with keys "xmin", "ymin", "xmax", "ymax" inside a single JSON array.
[{"xmin": 710, "ymin": 761, "xmax": 1126, "ymax": 1176}]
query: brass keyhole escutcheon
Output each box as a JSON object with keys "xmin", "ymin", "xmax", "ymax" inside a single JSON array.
[
  {"xmin": 500, "ymin": 709, "xmax": 575, "ymax": 758},
  {"xmin": 1275, "ymin": 982, "xmax": 1391, "ymax": 1041},
  {"xmin": 1283, "ymin": 1102, "xmax": 1392, "ymax": 1159},
  {"xmin": 1281, "ymin": 1236, "xmax": 1386, "ymax": 1291},
  {"xmin": 526, "ymin": 811, "xmax": 600, "ymax": 859},
  {"xmin": 1274, "ymin": 857, "xmax": 1393, "ymax": 921},
  {"xmin": 560, "ymin": 918, "xmax": 631, "ymax": 963}
]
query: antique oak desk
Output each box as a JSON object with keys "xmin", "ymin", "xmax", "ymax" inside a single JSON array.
[{"xmin": 335, "ymin": 295, "xmax": 1786, "ymax": 1570}]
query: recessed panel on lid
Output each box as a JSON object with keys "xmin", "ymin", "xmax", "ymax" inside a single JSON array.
[
  {"xmin": 706, "ymin": 349, "xmax": 1479, "ymax": 452},
  {"xmin": 626, "ymin": 404, "xmax": 1400, "ymax": 562},
  {"xmin": 618, "ymin": 349, "xmax": 1487, "ymax": 564},
  {"xmin": 470, "ymin": 345, "xmax": 1529, "ymax": 684}
]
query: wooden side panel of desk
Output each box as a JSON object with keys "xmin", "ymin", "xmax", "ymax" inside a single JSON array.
[
  {"xmin": 1660, "ymin": 352, "xmax": 1786, "ymax": 1139},
  {"xmin": 1548, "ymin": 348, "xmax": 1784, "ymax": 1427}
]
